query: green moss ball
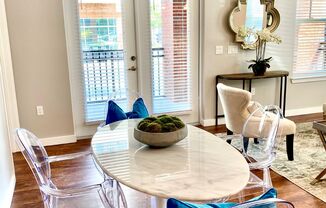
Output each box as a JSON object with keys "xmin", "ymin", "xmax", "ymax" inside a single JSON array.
[
  {"xmin": 173, "ymin": 120, "xmax": 185, "ymax": 129},
  {"xmin": 162, "ymin": 123, "xmax": 177, "ymax": 132},
  {"xmin": 146, "ymin": 123, "xmax": 162, "ymax": 133},
  {"xmin": 153, "ymin": 120, "xmax": 164, "ymax": 126},
  {"xmin": 158, "ymin": 116, "xmax": 174, "ymax": 123},
  {"xmin": 143, "ymin": 116, "xmax": 157, "ymax": 122},
  {"xmin": 171, "ymin": 116, "xmax": 181, "ymax": 122},
  {"xmin": 138, "ymin": 121, "xmax": 150, "ymax": 131},
  {"xmin": 158, "ymin": 114, "xmax": 168, "ymax": 118},
  {"xmin": 138, "ymin": 115, "xmax": 185, "ymax": 133}
]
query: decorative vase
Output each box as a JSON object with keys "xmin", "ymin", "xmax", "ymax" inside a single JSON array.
[
  {"xmin": 252, "ymin": 63, "xmax": 267, "ymax": 76},
  {"xmin": 134, "ymin": 126, "xmax": 188, "ymax": 148}
]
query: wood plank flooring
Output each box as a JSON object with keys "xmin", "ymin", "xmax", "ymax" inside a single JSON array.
[{"xmin": 11, "ymin": 113, "xmax": 326, "ymax": 208}]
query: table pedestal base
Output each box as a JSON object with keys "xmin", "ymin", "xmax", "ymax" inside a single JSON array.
[{"xmin": 150, "ymin": 197, "xmax": 166, "ymax": 208}]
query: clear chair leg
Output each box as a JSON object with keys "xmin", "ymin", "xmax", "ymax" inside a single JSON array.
[
  {"xmin": 117, "ymin": 182, "xmax": 128, "ymax": 208},
  {"xmin": 263, "ymin": 168, "xmax": 273, "ymax": 189}
]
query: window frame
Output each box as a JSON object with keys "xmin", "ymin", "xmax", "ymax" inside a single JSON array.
[{"xmin": 292, "ymin": 1, "xmax": 326, "ymax": 83}]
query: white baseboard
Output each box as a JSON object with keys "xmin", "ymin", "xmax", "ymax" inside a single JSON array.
[
  {"xmin": 201, "ymin": 106, "xmax": 322, "ymax": 127},
  {"xmin": 1, "ymin": 175, "xmax": 16, "ymax": 208},
  {"xmin": 40, "ymin": 135, "xmax": 77, "ymax": 146},
  {"xmin": 285, "ymin": 106, "xmax": 322, "ymax": 117},
  {"xmin": 200, "ymin": 118, "xmax": 225, "ymax": 127},
  {"xmin": 11, "ymin": 134, "xmax": 79, "ymax": 153}
]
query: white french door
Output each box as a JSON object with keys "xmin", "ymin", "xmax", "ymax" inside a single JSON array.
[
  {"xmin": 77, "ymin": 0, "xmax": 138, "ymax": 123},
  {"xmin": 135, "ymin": 0, "xmax": 199, "ymax": 124},
  {"xmin": 63, "ymin": 0, "xmax": 199, "ymax": 137}
]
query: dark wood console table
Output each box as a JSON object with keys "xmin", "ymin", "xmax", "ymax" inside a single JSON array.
[{"xmin": 216, "ymin": 70, "xmax": 289, "ymax": 125}]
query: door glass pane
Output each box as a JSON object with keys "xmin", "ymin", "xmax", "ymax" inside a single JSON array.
[
  {"xmin": 78, "ymin": 0, "xmax": 128, "ymax": 122},
  {"xmin": 150, "ymin": 0, "xmax": 192, "ymax": 114}
]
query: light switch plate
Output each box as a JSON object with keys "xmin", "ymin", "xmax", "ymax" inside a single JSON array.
[
  {"xmin": 36, "ymin": 106, "xmax": 44, "ymax": 116},
  {"xmin": 228, "ymin": 45, "xmax": 239, "ymax": 54},
  {"xmin": 215, "ymin": 46, "xmax": 224, "ymax": 55}
]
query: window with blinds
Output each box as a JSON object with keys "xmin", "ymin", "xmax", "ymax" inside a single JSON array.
[
  {"xmin": 78, "ymin": 0, "xmax": 128, "ymax": 122},
  {"xmin": 294, "ymin": 0, "xmax": 326, "ymax": 75},
  {"xmin": 150, "ymin": 0, "xmax": 192, "ymax": 114}
]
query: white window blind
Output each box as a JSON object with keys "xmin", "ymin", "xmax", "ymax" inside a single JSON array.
[
  {"xmin": 150, "ymin": 0, "xmax": 192, "ymax": 114},
  {"xmin": 78, "ymin": 0, "xmax": 128, "ymax": 122},
  {"xmin": 293, "ymin": 0, "xmax": 326, "ymax": 76}
]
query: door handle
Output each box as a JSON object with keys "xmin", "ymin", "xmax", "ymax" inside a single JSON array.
[{"xmin": 128, "ymin": 66, "xmax": 137, "ymax": 71}]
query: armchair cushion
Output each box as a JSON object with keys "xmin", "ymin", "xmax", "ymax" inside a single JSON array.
[
  {"xmin": 105, "ymin": 98, "xmax": 149, "ymax": 124},
  {"xmin": 167, "ymin": 188, "xmax": 277, "ymax": 208}
]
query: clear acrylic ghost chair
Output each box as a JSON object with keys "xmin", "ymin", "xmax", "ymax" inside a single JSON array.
[
  {"xmin": 229, "ymin": 105, "xmax": 282, "ymax": 203},
  {"xmin": 233, "ymin": 198, "xmax": 295, "ymax": 208},
  {"xmin": 242, "ymin": 105, "xmax": 281, "ymax": 190},
  {"xmin": 15, "ymin": 128, "xmax": 127, "ymax": 208}
]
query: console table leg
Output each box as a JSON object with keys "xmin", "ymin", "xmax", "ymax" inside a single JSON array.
[
  {"xmin": 279, "ymin": 77, "xmax": 283, "ymax": 109},
  {"xmin": 283, "ymin": 76, "xmax": 287, "ymax": 116},
  {"xmin": 216, "ymin": 78, "xmax": 219, "ymax": 126}
]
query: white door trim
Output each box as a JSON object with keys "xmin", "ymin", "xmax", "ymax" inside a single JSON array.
[
  {"xmin": 0, "ymin": 0, "xmax": 20, "ymax": 153},
  {"xmin": 62, "ymin": 0, "xmax": 97, "ymax": 138}
]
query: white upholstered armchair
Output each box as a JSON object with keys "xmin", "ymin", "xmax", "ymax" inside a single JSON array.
[{"xmin": 216, "ymin": 83, "xmax": 296, "ymax": 161}]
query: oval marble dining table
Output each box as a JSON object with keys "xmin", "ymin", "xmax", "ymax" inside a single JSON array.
[{"xmin": 91, "ymin": 119, "xmax": 250, "ymax": 207}]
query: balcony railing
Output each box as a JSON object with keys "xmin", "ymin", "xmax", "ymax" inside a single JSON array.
[{"xmin": 82, "ymin": 48, "xmax": 164, "ymax": 104}]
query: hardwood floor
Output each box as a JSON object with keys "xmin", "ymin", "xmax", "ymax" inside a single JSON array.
[{"xmin": 11, "ymin": 113, "xmax": 326, "ymax": 208}]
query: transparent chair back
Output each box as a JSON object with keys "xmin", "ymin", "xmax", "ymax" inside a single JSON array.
[
  {"xmin": 15, "ymin": 129, "xmax": 56, "ymax": 205},
  {"xmin": 241, "ymin": 105, "xmax": 281, "ymax": 190},
  {"xmin": 15, "ymin": 128, "xmax": 127, "ymax": 208},
  {"xmin": 241, "ymin": 105, "xmax": 281, "ymax": 168}
]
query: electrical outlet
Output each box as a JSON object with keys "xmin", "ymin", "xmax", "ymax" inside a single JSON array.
[
  {"xmin": 251, "ymin": 88, "xmax": 256, "ymax": 95},
  {"xmin": 36, "ymin": 106, "xmax": 44, "ymax": 116},
  {"xmin": 215, "ymin": 45, "xmax": 224, "ymax": 55}
]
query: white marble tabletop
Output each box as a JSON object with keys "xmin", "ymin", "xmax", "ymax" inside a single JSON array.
[{"xmin": 91, "ymin": 119, "xmax": 249, "ymax": 202}]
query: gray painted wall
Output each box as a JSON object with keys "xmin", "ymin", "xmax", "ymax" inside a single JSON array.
[{"xmin": 5, "ymin": 0, "xmax": 74, "ymax": 138}]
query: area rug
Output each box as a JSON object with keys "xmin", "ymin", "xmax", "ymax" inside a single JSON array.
[{"xmin": 216, "ymin": 122, "xmax": 326, "ymax": 202}]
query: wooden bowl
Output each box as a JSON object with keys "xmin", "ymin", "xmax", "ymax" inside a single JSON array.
[{"xmin": 134, "ymin": 126, "xmax": 188, "ymax": 147}]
